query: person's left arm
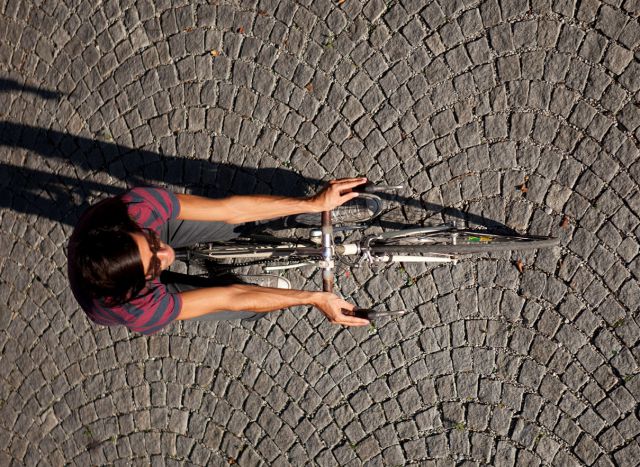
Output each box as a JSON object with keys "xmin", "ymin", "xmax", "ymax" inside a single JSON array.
[{"xmin": 175, "ymin": 177, "xmax": 366, "ymax": 223}]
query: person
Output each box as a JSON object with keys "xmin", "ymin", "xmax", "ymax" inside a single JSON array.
[{"xmin": 67, "ymin": 178, "xmax": 371, "ymax": 334}]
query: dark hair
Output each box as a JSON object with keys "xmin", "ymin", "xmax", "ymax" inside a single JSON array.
[
  {"xmin": 74, "ymin": 227, "xmax": 146, "ymax": 303},
  {"xmin": 68, "ymin": 197, "xmax": 146, "ymax": 305}
]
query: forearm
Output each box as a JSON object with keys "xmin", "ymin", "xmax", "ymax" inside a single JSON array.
[
  {"xmin": 176, "ymin": 178, "xmax": 366, "ymax": 223},
  {"xmin": 176, "ymin": 284, "xmax": 321, "ymax": 320},
  {"xmin": 176, "ymin": 193, "xmax": 319, "ymax": 223}
]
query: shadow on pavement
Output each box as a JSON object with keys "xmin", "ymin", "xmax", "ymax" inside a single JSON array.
[
  {"xmin": 0, "ymin": 78, "xmax": 62, "ymax": 100},
  {"xmin": 0, "ymin": 77, "xmax": 516, "ymax": 232},
  {"xmin": 1, "ymin": 122, "xmax": 514, "ymax": 233}
]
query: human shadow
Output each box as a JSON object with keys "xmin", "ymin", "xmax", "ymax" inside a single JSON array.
[{"xmin": 0, "ymin": 120, "xmax": 514, "ymax": 233}]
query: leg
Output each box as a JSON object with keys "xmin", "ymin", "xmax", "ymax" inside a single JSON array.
[
  {"xmin": 159, "ymin": 219, "xmax": 243, "ymax": 248},
  {"xmin": 159, "ymin": 219, "xmax": 274, "ymax": 322}
]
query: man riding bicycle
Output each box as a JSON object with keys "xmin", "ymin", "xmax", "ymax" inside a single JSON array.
[{"xmin": 67, "ymin": 178, "xmax": 371, "ymax": 335}]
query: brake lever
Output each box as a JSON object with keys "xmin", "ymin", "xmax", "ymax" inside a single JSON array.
[{"xmin": 356, "ymin": 184, "xmax": 404, "ymax": 194}]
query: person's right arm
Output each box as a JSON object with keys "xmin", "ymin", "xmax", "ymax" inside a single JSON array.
[
  {"xmin": 174, "ymin": 178, "xmax": 366, "ymax": 224},
  {"xmin": 175, "ymin": 284, "xmax": 370, "ymax": 326}
]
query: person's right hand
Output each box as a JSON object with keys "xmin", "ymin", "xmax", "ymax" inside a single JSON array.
[
  {"xmin": 312, "ymin": 292, "xmax": 370, "ymax": 326},
  {"xmin": 307, "ymin": 178, "xmax": 367, "ymax": 213}
]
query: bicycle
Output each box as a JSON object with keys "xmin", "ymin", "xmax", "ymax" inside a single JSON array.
[{"xmin": 175, "ymin": 185, "xmax": 559, "ymax": 319}]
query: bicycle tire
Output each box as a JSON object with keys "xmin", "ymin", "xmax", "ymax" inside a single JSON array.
[
  {"xmin": 179, "ymin": 241, "xmax": 322, "ymax": 267},
  {"xmin": 370, "ymin": 231, "xmax": 559, "ymax": 255}
]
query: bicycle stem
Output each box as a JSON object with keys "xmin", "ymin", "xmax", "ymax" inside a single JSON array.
[{"xmin": 321, "ymin": 210, "xmax": 334, "ymax": 292}]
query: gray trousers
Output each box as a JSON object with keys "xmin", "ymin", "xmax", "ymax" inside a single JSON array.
[{"xmin": 159, "ymin": 219, "xmax": 263, "ymax": 321}]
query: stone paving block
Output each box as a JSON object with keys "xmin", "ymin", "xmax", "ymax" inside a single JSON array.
[
  {"xmin": 565, "ymin": 59, "xmax": 591, "ymax": 93},
  {"xmin": 619, "ymin": 61, "xmax": 640, "ymax": 93},
  {"xmin": 579, "ymin": 30, "xmax": 607, "ymax": 63},
  {"xmin": 490, "ymin": 23, "xmax": 514, "ymax": 53},
  {"xmin": 618, "ymin": 13, "xmax": 640, "ymax": 45},
  {"xmin": 603, "ymin": 43, "xmax": 633, "ymax": 75},
  {"xmin": 497, "ymin": 55, "xmax": 521, "ymax": 81},
  {"xmin": 617, "ymin": 412, "xmax": 640, "ymax": 438},
  {"xmin": 614, "ymin": 441, "xmax": 640, "ymax": 467},
  {"xmin": 599, "ymin": 426, "xmax": 624, "ymax": 452},
  {"xmin": 617, "ymin": 236, "xmax": 639, "ymax": 262},
  {"xmin": 484, "ymin": 114, "xmax": 508, "ymax": 140},
  {"xmin": 597, "ymin": 5, "xmax": 629, "ymax": 40},
  {"xmin": 619, "ymin": 103, "xmax": 640, "ymax": 133},
  {"xmin": 600, "ymin": 84, "xmax": 627, "ymax": 114},
  {"xmin": 532, "ymin": 114, "xmax": 560, "ymax": 145},
  {"xmin": 584, "ymin": 69, "xmax": 612, "ymax": 102},
  {"xmin": 546, "ymin": 51, "xmax": 573, "ymax": 83}
]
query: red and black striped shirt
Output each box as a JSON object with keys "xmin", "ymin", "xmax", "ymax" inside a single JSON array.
[{"xmin": 68, "ymin": 187, "xmax": 182, "ymax": 334}]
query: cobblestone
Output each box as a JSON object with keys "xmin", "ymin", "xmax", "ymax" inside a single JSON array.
[{"xmin": 1, "ymin": 1, "xmax": 639, "ymax": 465}]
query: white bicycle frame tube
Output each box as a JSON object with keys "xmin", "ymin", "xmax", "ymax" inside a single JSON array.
[
  {"xmin": 195, "ymin": 242, "xmax": 457, "ymax": 264},
  {"xmin": 376, "ymin": 254, "xmax": 456, "ymax": 263},
  {"xmin": 191, "ymin": 223, "xmax": 461, "ymax": 270},
  {"xmin": 339, "ymin": 243, "xmax": 456, "ymax": 263}
]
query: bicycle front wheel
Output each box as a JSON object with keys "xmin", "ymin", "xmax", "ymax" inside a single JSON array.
[{"xmin": 370, "ymin": 230, "xmax": 559, "ymax": 255}]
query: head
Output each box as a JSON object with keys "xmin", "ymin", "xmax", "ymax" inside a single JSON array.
[{"xmin": 69, "ymin": 197, "xmax": 175, "ymax": 304}]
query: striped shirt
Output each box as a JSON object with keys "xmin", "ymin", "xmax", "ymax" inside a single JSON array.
[{"xmin": 68, "ymin": 188, "xmax": 182, "ymax": 335}]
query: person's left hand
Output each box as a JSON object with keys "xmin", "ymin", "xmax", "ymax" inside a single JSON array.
[
  {"xmin": 312, "ymin": 292, "xmax": 370, "ymax": 326},
  {"xmin": 308, "ymin": 178, "xmax": 367, "ymax": 212}
]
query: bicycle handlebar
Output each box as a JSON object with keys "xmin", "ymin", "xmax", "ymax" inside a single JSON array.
[
  {"xmin": 320, "ymin": 185, "xmax": 401, "ymax": 293},
  {"xmin": 321, "ymin": 185, "xmax": 403, "ymax": 303}
]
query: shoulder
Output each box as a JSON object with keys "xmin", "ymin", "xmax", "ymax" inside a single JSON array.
[
  {"xmin": 122, "ymin": 187, "xmax": 178, "ymax": 209},
  {"xmin": 121, "ymin": 187, "xmax": 180, "ymax": 228},
  {"xmin": 122, "ymin": 281, "xmax": 182, "ymax": 334}
]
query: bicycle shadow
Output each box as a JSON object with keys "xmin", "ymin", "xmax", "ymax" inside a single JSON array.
[
  {"xmin": 0, "ymin": 77, "xmax": 515, "ymax": 234},
  {"xmin": 1, "ymin": 120, "xmax": 518, "ymax": 234}
]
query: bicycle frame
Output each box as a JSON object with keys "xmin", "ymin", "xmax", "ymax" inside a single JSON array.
[
  {"xmin": 317, "ymin": 208, "xmax": 459, "ymax": 293},
  {"xmin": 184, "ymin": 223, "xmax": 460, "ymax": 269},
  {"xmin": 182, "ymin": 187, "xmax": 557, "ymax": 290}
]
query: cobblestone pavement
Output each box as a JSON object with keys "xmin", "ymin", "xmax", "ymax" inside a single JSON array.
[{"xmin": 1, "ymin": 0, "xmax": 639, "ymax": 465}]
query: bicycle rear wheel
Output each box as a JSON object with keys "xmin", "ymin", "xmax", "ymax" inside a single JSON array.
[
  {"xmin": 177, "ymin": 239, "xmax": 322, "ymax": 269},
  {"xmin": 370, "ymin": 230, "xmax": 559, "ymax": 255}
]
